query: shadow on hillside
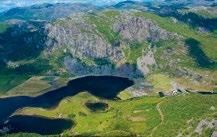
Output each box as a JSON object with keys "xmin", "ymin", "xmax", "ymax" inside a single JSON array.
[
  {"xmin": 173, "ymin": 12, "xmax": 217, "ymax": 31},
  {"xmin": 0, "ymin": 21, "xmax": 52, "ymax": 75},
  {"xmin": 0, "ymin": 22, "xmax": 47, "ymax": 61},
  {"xmin": 185, "ymin": 38, "xmax": 216, "ymax": 68},
  {"xmin": 152, "ymin": 5, "xmax": 217, "ymax": 32}
]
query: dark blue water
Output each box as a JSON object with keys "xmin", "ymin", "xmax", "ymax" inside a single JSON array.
[
  {"xmin": 2, "ymin": 115, "xmax": 73, "ymax": 135},
  {"xmin": 85, "ymin": 102, "xmax": 109, "ymax": 112},
  {"xmin": 0, "ymin": 76, "xmax": 134, "ymax": 135},
  {"xmin": 198, "ymin": 91, "xmax": 217, "ymax": 95}
]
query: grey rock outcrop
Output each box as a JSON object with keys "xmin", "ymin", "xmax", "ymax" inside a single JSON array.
[
  {"xmin": 113, "ymin": 14, "xmax": 175, "ymax": 42},
  {"xmin": 212, "ymin": 131, "xmax": 217, "ymax": 137},
  {"xmin": 195, "ymin": 119, "xmax": 217, "ymax": 135},
  {"xmin": 45, "ymin": 15, "xmax": 123, "ymax": 62},
  {"xmin": 64, "ymin": 56, "xmax": 143, "ymax": 78},
  {"xmin": 44, "ymin": 12, "xmax": 180, "ymax": 79},
  {"xmin": 137, "ymin": 50, "xmax": 156, "ymax": 75}
]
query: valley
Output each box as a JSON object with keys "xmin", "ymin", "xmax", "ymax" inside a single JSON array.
[{"xmin": 0, "ymin": 0, "xmax": 217, "ymax": 136}]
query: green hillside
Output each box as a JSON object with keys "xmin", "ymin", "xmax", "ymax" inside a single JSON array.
[
  {"xmin": 11, "ymin": 93, "xmax": 217, "ymax": 137},
  {"xmin": 0, "ymin": 2, "xmax": 217, "ymax": 137}
]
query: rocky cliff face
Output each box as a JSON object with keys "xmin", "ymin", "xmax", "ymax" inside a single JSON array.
[
  {"xmin": 137, "ymin": 50, "xmax": 156, "ymax": 75},
  {"xmin": 113, "ymin": 14, "xmax": 174, "ymax": 42},
  {"xmin": 0, "ymin": 9, "xmax": 180, "ymax": 83},
  {"xmin": 45, "ymin": 15, "xmax": 121, "ymax": 61},
  {"xmin": 41, "ymin": 12, "xmax": 175, "ymax": 78}
]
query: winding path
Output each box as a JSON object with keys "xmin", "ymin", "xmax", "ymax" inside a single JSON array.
[{"xmin": 149, "ymin": 101, "xmax": 164, "ymax": 137}]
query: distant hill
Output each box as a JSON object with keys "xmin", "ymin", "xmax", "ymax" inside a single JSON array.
[{"xmin": 0, "ymin": 3, "xmax": 96, "ymax": 21}]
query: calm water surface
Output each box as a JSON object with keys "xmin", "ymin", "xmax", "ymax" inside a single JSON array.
[{"xmin": 0, "ymin": 76, "xmax": 134, "ymax": 135}]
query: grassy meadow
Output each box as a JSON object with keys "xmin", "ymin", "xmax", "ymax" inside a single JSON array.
[{"xmin": 11, "ymin": 92, "xmax": 217, "ymax": 137}]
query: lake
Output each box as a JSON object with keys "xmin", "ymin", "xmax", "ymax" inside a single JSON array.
[
  {"xmin": 2, "ymin": 115, "xmax": 73, "ymax": 135},
  {"xmin": 85, "ymin": 102, "xmax": 109, "ymax": 112},
  {"xmin": 0, "ymin": 76, "xmax": 134, "ymax": 135}
]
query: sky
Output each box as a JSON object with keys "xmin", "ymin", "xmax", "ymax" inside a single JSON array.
[{"xmin": 0, "ymin": 0, "xmax": 150, "ymax": 12}]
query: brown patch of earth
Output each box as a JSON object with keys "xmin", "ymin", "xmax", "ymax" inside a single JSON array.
[{"xmin": 128, "ymin": 116, "xmax": 146, "ymax": 122}]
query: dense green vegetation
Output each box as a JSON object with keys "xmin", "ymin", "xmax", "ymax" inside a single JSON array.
[
  {"xmin": 155, "ymin": 94, "xmax": 217, "ymax": 137},
  {"xmin": 0, "ymin": 23, "xmax": 9, "ymax": 33},
  {"xmin": 86, "ymin": 15, "xmax": 119, "ymax": 44},
  {"xmin": 0, "ymin": 59, "xmax": 52, "ymax": 94},
  {"xmin": 94, "ymin": 58, "xmax": 113, "ymax": 66},
  {"xmin": 0, "ymin": 75, "xmax": 30, "ymax": 94},
  {"xmin": 123, "ymin": 42, "xmax": 147, "ymax": 64},
  {"xmin": 102, "ymin": 10, "xmax": 120, "ymax": 18}
]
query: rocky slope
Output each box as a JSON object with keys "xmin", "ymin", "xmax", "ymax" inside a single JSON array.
[
  {"xmin": 0, "ymin": 2, "xmax": 217, "ymax": 96},
  {"xmin": 43, "ymin": 12, "xmax": 176, "ymax": 79}
]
